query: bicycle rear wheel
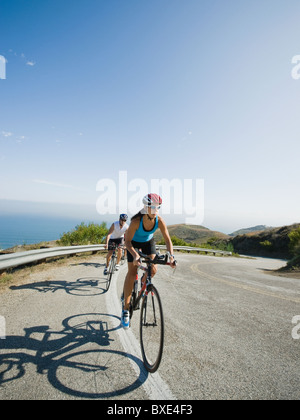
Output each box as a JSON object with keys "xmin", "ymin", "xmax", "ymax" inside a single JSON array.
[{"xmin": 140, "ymin": 285, "xmax": 164, "ymax": 373}]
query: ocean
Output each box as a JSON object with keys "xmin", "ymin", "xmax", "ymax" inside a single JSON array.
[{"xmin": 0, "ymin": 215, "xmax": 87, "ymax": 250}]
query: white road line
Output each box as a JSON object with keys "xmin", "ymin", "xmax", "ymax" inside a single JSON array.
[{"xmin": 105, "ymin": 266, "xmax": 176, "ymax": 400}]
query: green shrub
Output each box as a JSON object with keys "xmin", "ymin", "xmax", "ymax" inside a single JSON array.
[
  {"xmin": 260, "ymin": 240, "xmax": 273, "ymax": 250},
  {"xmin": 158, "ymin": 235, "xmax": 198, "ymax": 247},
  {"xmin": 58, "ymin": 222, "xmax": 108, "ymax": 246},
  {"xmin": 205, "ymin": 237, "xmax": 234, "ymax": 252},
  {"xmin": 287, "ymin": 227, "xmax": 300, "ymax": 268},
  {"xmin": 158, "ymin": 235, "xmax": 234, "ymax": 253},
  {"xmin": 288, "ymin": 227, "xmax": 300, "ymax": 256}
]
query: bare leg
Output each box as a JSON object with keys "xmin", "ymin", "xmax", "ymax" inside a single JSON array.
[
  {"xmin": 123, "ymin": 254, "xmax": 157, "ymax": 311},
  {"xmin": 116, "ymin": 248, "xmax": 122, "ymax": 265},
  {"xmin": 123, "ymin": 262, "xmax": 137, "ymax": 310}
]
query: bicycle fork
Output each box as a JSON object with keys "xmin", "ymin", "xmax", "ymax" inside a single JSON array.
[
  {"xmin": 133, "ymin": 275, "xmax": 140, "ymax": 311},
  {"xmin": 142, "ymin": 291, "xmax": 158, "ymax": 327}
]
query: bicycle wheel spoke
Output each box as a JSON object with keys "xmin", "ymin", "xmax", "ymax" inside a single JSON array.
[
  {"xmin": 106, "ymin": 256, "xmax": 116, "ymax": 291},
  {"xmin": 140, "ymin": 286, "xmax": 164, "ymax": 373}
]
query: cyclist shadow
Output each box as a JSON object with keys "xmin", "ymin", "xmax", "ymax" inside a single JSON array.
[
  {"xmin": 10, "ymin": 277, "xmax": 107, "ymax": 296},
  {"xmin": 0, "ymin": 313, "xmax": 148, "ymax": 399},
  {"xmin": 71, "ymin": 262, "xmax": 106, "ymax": 268}
]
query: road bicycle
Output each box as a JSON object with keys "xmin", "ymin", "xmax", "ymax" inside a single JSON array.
[
  {"xmin": 106, "ymin": 243, "xmax": 125, "ymax": 292},
  {"xmin": 129, "ymin": 249, "xmax": 176, "ymax": 373}
]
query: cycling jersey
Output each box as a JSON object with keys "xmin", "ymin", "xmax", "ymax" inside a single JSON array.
[
  {"xmin": 110, "ymin": 221, "xmax": 129, "ymax": 239},
  {"xmin": 132, "ymin": 216, "xmax": 158, "ymax": 242}
]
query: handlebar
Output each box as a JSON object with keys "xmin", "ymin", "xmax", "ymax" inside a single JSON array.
[{"xmin": 135, "ymin": 249, "xmax": 177, "ymax": 266}]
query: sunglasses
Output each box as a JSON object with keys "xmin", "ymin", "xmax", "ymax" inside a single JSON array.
[{"xmin": 148, "ymin": 205, "xmax": 161, "ymax": 210}]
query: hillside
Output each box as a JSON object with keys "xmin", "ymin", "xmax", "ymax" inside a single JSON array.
[
  {"xmin": 154, "ymin": 224, "xmax": 229, "ymax": 245},
  {"xmin": 156, "ymin": 223, "xmax": 300, "ymax": 262},
  {"xmin": 229, "ymin": 225, "xmax": 273, "ymax": 237},
  {"xmin": 229, "ymin": 223, "xmax": 300, "ymax": 259}
]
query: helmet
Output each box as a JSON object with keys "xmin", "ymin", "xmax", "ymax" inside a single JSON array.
[
  {"xmin": 142, "ymin": 193, "xmax": 162, "ymax": 207},
  {"xmin": 119, "ymin": 213, "xmax": 128, "ymax": 221}
]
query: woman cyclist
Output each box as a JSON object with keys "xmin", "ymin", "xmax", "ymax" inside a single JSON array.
[{"xmin": 121, "ymin": 194, "xmax": 176, "ymax": 329}]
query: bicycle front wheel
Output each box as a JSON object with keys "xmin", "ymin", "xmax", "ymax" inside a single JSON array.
[
  {"xmin": 106, "ymin": 258, "xmax": 115, "ymax": 291},
  {"xmin": 140, "ymin": 285, "xmax": 164, "ymax": 373}
]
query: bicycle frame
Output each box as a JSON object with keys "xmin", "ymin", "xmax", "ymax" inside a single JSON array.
[
  {"xmin": 106, "ymin": 243, "xmax": 125, "ymax": 291},
  {"xmin": 131, "ymin": 251, "xmax": 173, "ymax": 312},
  {"xmin": 131, "ymin": 265, "xmax": 150, "ymax": 311},
  {"xmin": 107, "ymin": 243, "xmax": 125, "ymax": 268}
]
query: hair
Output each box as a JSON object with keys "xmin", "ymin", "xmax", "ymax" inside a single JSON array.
[{"xmin": 131, "ymin": 209, "xmax": 145, "ymax": 221}]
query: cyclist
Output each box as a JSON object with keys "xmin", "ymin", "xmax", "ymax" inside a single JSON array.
[
  {"xmin": 121, "ymin": 194, "xmax": 176, "ymax": 329},
  {"xmin": 104, "ymin": 214, "xmax": 129, "ymax": 275}
]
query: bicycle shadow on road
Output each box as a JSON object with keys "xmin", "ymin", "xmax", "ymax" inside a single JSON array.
[
  {"xmin": 70, "ymin": 262, "xmax": 106, "ymax": 268},
  {"xmin": 0, "ymin": 312, "xmax": 148, "ymax": 399},
  {"xmin": 10, "ymin": 277, "xmax": 107, "ymax": 296}
]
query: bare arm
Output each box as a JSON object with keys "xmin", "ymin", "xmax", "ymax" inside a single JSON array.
[
  {"xmin": 158, "ymin": 216, "xmax": 176, "ymax": 267},
  {"xmin": 125, "ymin": 219, "xmax": 141, "ymax": 266},
  {"xmin": 105, "ymin": 223, "xmax": 114, "ymax": 249}
]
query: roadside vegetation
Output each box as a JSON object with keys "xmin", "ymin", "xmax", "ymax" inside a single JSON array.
[
  {"xmin": 157, "ymin": 235, "xmax": 235, "ymax": 254},
  {"xmin": 57, "ymin": 222, "xmax": 108, "ymax": 246},
  {"xmin": 287, "ymin": 227, "xmax": 300, "ymax": 270}
]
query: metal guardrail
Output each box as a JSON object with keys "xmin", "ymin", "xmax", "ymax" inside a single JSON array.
[
  {"xmin": 157, "ymin": 245, "xmax": 232, "ymax": 256},
  {"xmin": 0, "ymin": 245, "xmax": 106, "ymax": 272},
  {"xmin": 0, "ymin": 244, "xmax": 231, "ymax": 272}
]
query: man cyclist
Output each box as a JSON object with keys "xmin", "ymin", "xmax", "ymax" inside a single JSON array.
[
  {"xmin": 121, "ymin": 194, "xmax": 176, "ymax": 329},
  {"xmin": 104, "ymin": 214, "xmax": 129, "ymax": 275}
]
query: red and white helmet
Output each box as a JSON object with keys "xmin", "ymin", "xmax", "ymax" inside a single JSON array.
[{"xmin": 143, "ymin": 193, "xmax": 162, "ymax": 207}]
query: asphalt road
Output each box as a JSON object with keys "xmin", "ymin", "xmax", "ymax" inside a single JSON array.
[{"xmin": 0, "ymin": 253, "xmax": 299, "ymax": 400}]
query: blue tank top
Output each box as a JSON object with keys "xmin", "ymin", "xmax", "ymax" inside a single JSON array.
[{"xmin": 133, "ymin": 216, "xmax": 159, "ymax": 242}]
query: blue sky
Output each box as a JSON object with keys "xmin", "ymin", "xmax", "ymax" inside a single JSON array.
[{"xmin": 1, "ymin": 0, "xmax": 300, "ymax": 233}]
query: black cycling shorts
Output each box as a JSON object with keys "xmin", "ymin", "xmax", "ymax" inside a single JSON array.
[
  {"xmin": 127, "ymin": 238, "xmax": 156, "ymax": 263},
  {"xmin": 108, "ymin": 237, "xmax": 124, "ymax": 250}
]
